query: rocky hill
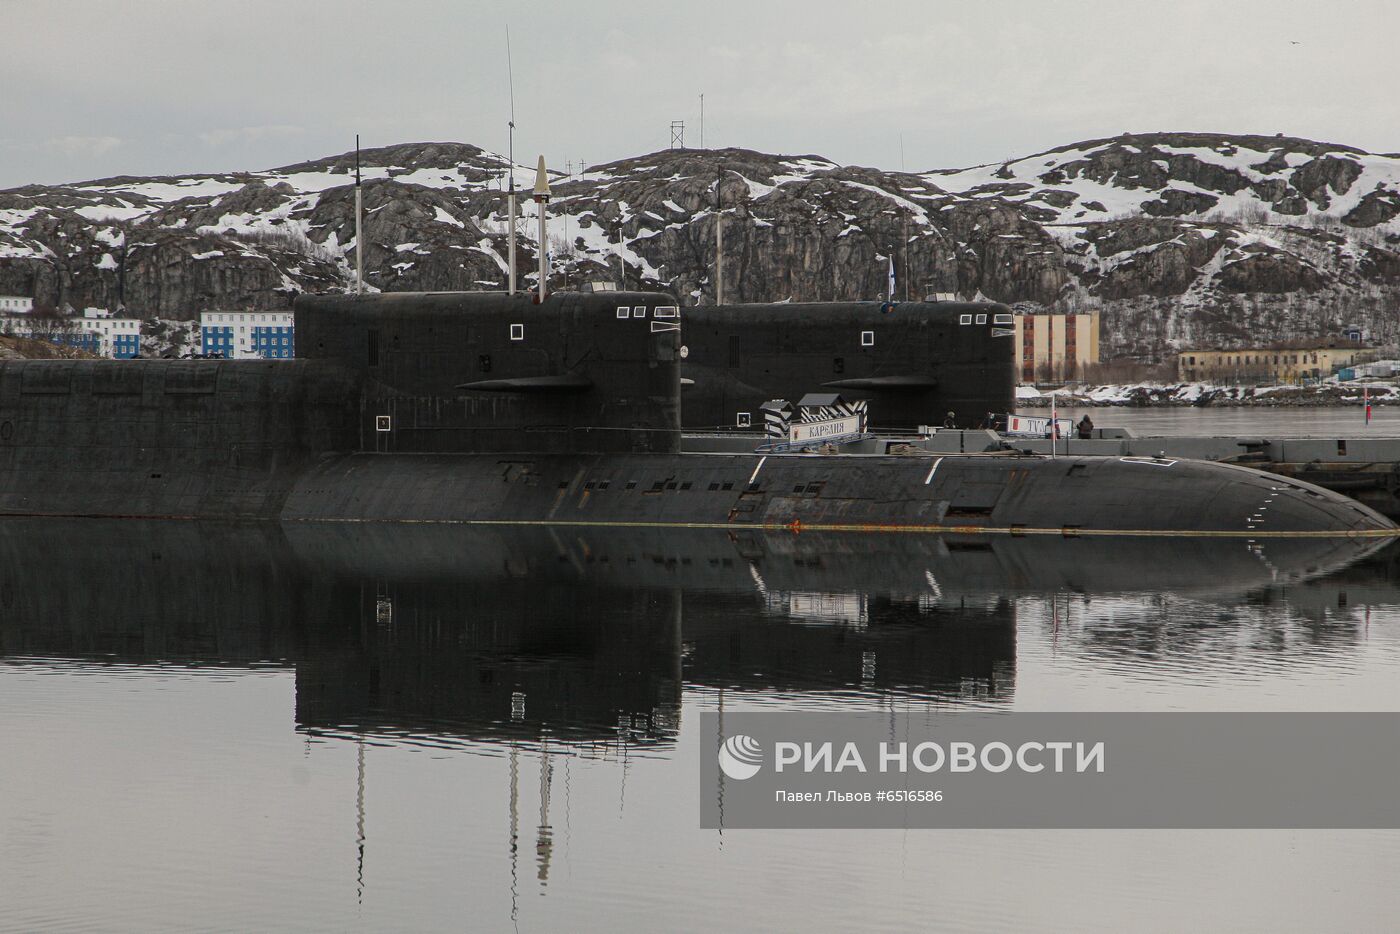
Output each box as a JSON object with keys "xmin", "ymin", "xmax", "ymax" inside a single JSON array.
[
  {"xmin": 2, "ymin": 133, "xmax": 1398, "ymax": 360},
  {"xmin": 0, "ymin": 335, "xmax": 99, "ymax": 360}
]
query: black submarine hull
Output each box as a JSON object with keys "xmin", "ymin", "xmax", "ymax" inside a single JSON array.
[
  {"xmin": 0, "ymin": 421, "xmax": 1387, "ymax": 537},
  {"xmin": 0, "ymin": 290, "xmax": 1390, "ymax": 538},
  {"xmin": 276, "ymin": 450, "xmax": 1391, "ymax": 537}
]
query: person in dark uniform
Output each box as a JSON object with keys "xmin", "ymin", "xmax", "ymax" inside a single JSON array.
[
  {"xmin": 981, "ymin": 411, "xmax": 997, "ymax": 429},
  {"xmin": 1077, "ymin": 414, "xmax": 1094, "ymax": 439},
  {"xmin": 942, "ymin": 411, "xmax": 957, "ymax": 429}
]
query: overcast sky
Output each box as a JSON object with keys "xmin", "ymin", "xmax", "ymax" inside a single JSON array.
[{"xmin": 1, "ymin": 0, "xmax": 1396, "ymax": 188}]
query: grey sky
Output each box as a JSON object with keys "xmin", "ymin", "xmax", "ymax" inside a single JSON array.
[{"xmin": 1, "ymin": 0, "xmax": 1395, "ymax": 188}]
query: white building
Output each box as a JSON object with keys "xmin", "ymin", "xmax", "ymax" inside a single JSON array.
[
  {"xmin": 0, "ymin": 296, "xmax": 33, "ymax": 314},
  {"xmin": 0, "ymin": 310, "xmax": 142, "ymax": 358},
  {"xmin": 79, "ymin": 309, "xmax": 142, "ymax": 357},
  {"xmin": 199, "ymin": 311, "xmax": 295, "ymax": 359}
]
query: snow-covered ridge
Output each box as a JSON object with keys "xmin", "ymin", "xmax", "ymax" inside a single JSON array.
[
  {"xmin": 931, "ymin": 132, "xmax": 1400, "ymax": 231},
  {"xmin": 0, "ymin": 134, "xmax": 1398, "ymax": 363}
]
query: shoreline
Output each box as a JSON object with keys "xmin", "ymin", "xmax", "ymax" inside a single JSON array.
[{"xmin": 1017, "ymin": 383, "xmax": 1400, "ymax": 408}]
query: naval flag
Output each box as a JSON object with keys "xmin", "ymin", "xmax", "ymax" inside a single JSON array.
[
  {"xmin": 887, "ymin": 256, "xmax": 895, "ymax": 303},
  {"xmin": 1365, "ymin": 386, "xmax": 1372, "ymax": 425}
]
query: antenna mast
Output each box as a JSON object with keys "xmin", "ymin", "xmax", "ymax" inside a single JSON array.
[
  {"xmin": 506, "ymin": 26, "xmax": 518, "ymax": 295},
  {"xmin": 532, "ymin": 156, "xmax": 551, "ymax": 303},
  {"xmin": 354, "ymin": 134, "xmax": 364, "ymax": 294}
]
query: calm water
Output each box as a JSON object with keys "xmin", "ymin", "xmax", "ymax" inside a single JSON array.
[{"xmin": 2, "ymin": 505, "xmax": 1400, "ymax": 931}]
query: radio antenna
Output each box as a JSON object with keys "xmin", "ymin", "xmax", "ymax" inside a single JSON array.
[{"xmin": 506, "ymin": 25, "xmax": 518, "ymax": 295}]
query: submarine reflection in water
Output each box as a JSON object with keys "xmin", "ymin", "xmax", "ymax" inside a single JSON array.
[{"xmin": 0, "ymin": 520, "xmax": 1388, "ymax": 748}]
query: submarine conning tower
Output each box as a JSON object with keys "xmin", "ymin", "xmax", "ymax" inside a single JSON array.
[
  {"xmin": 678, "ymin": 299, "xmax": 1017, "ymax": 431},
  {"xmin": 293, "ymin": 290, "xmax": 683, "ymax": 455}
]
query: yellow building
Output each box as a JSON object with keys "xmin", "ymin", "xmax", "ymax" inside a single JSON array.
[
  {"xmin": 1177, "ymin": 342, "xmax": 1373, "ymax": 383},
  {"xmin": 1014, "ymin": 312, "xmax": 1100, "ymax": 383}
]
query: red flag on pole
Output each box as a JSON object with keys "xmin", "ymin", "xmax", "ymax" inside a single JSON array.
[{"xmin": 1365, "ymin": 386, "xmax": 1372, "ymax": 425}]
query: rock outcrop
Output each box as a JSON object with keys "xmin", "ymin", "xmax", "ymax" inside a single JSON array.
[{"xmin": 2, "ymin": 132, "xmax": 1398, "ymax": 359}]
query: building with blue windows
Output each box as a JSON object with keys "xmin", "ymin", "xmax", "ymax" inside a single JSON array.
[
  {"xmin": 53, "ymin": 332, "xmax": 101, "ymax": 354},
  {"xmin": 79, "ymin": 310, "xmax": 142, "ymax": 358},
  {"xmin": 112, "ymin": 331, "xmax": 141, "ymax": 358},
  {"xmin": 201, "ymin": 324, "xmax": 234, "ymax": 358},
  {"xmin": 0, "ymin": 309, "xmax": 141, "ymax": 358},
  {"xmin": 200, "ymin": 311, "xmax": 294, "ymax": 359}
]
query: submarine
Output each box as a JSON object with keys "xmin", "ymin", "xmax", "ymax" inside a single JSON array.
[{"xmin": 0, "ymin": 286, "xmax": 1390, "ymax": 538}]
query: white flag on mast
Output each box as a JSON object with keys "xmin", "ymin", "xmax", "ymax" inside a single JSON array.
[{"xmin": 887, "ymin": 256, "xmax": 895, "ymax": 302}]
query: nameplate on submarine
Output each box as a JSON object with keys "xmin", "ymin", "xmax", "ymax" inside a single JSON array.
[
  {"xmin": 1004, "ymin": 415, "xmax": 1070, "ymax": 438},
  {"xmin": 789, "ymin": 416, "xmax": 862, "ymax": 445}
]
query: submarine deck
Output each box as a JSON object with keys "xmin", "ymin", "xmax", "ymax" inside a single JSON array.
[
  {"xmin": 273, "ymin": 449, "xmax": 1392, "ymax": 538},
  {"xmin": 884, "ymin": 427, "xmax": 1400, "ymax": 520}
]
